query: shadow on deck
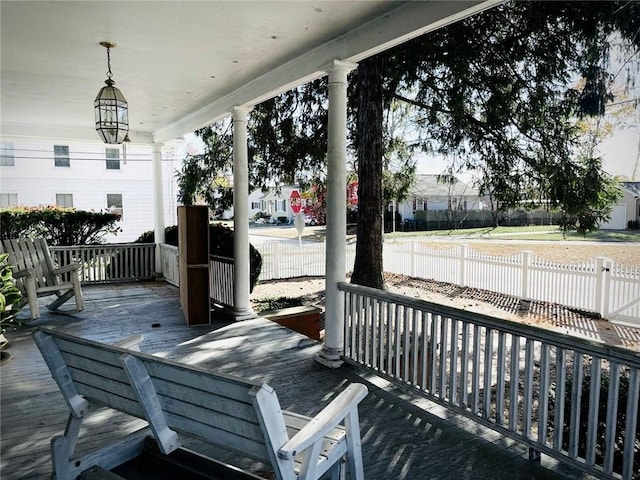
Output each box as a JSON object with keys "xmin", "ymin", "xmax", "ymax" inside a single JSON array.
[{"xmin": 0, "ymin": 282, "xmax": 595, "ymax": 480}]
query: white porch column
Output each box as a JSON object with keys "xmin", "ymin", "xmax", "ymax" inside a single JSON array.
[
  {"xmin": 232, "ymin": 106, "xmax": 257, "ymax": 321},
  {"xmin": 317, "ymin": 60, "xmax": 357, "ymax": 368},
  {"xmin": 152, "ymin": 143, "xmax": 165, "ymax": 278}
]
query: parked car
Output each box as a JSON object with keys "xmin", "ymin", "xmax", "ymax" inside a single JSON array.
[{"xmin": 303, "ymin": 214, "xmax": 317, "ymax": 226}]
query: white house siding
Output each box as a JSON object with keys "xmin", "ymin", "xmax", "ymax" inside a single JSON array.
[
  {"xmin": 248, "ymin": 186, "xmax": 298, "ymax": 223},
  {"xmin": 0, "ymin": 137, "xmax": 181, "ymax": 243}
]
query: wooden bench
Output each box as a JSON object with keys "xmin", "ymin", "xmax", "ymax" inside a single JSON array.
[
  {"xmin": 33, "ymin": 328, "xmax": 368, "ymax": 480},
  {"xmin": 0, "ymin": 238, "xmax": 84, "ymax": 319}
]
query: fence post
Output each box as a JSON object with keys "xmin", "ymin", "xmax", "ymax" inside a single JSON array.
[
  {"xmin": 521, "ymin": 251, "xmax": 532, "ymax": 300},
  {"xmin": 594, "ymin": 257, "xmax": 612, "ymax": 317},
  {"xmin": 459, "ymin": 244, "xmax": 468, "ymax": 287}
]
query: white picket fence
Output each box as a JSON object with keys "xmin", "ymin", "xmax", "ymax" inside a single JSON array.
[{"xmin": 255, "ymin": 240, "xmax": 640, "ymax": 324}]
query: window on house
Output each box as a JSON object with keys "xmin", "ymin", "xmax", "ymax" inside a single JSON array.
[
  {"xmin": 251, "ymin": 201, "xmax": 261, "ymax": 210},
  {"xmin": 0, "ymin": 142, "xmax": 15, "ymax": 166},
  {"xmin": 106, "ymin": 148, "xmax": 120, "ymax": 170},
  {"xmin": 276, "ymin": 199, "xmax": 286, "ymax": 212},
  {"xmin": 422, "ymin": 200, "xmax": 428, "ymax": 210},
  {"xmin": 107, "ymin": 193, "xmax": 123, "ymax": 219},
  {"xmin": 0, "ymin": 193, "xmax": 18, "ymax": 207},
  {"xmin": 56, "ymin": 193, "xmax": 73, "ymax": 208},
  {"xmin": 54, "ymin": 145, "xmax": 70, "ymax": 167}
]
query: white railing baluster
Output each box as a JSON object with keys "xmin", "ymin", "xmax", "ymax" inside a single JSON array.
[
  {"xmin": 449, "ymin": 319, "xmax": 459, "ymax": 404},
  {"xmin": 496, "ymin": 331, "xmax": 506, "ymax": 426},
  {"xmin": 509, "ymin": 335, "xmax": 520, "ymax": 432},
  {"xmin": 553, "ymin": 348, "xmax": 567, "ymax": 451},
  {"xmin": 537, "ymin": 344, "xmax": 551, "ymax": 446},
  {"xmin": 622, "ymin": 368, "xmax": 639, "ymax": 480},
  {"xmin": 522, "ymin": 338, "xmax": 534, "ymax": 438},
  {"xmin": 483, "ymin": 328, "xmax": 493, "ymax": 419},
  {"xmin": 461, "ymin": 321, "xmax": 470, "ymax": 409},
  {"xmin": 585, "ymin": 357, "xmax": 601, "ymax": 466},
  {"xmin": 471, "ymin": 325, "xmax": 481, "ymax": 415},
  {"xmin": 568, "ymin": 353, "xmax": 584, "ymax": 459},
  {"xmin": 603, "ymin": 362, "xmax": 620, "ymax": 474}
]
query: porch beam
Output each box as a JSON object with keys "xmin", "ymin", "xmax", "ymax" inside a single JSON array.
[
  {"xmin": 231, "ymin": 106, "xmax": 257, "ymax": 321},
  {"xmin": 152, "ymin": 143, "xmax": 166, "ymax": 278},
  {"xmin": 317, "ymin": 60, "xmax": 357, "ymax": 369}
]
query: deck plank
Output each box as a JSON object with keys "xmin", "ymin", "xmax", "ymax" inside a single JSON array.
[{"xmin": 1, "ymin": 282, "xmax": 595, "ymax": 480}]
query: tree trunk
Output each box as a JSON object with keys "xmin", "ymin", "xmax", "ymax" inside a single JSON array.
[{"xmin": 351, "ymin": 56, "xmax": 385, "ymax": 290}]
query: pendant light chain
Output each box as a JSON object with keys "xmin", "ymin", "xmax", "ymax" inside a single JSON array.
[{"xmin": 106, "ymin": 46, "xmax": 113, "ymax": 80}]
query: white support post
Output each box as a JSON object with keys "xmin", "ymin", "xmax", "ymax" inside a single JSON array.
[
  {"xmin": 317, "ymin": 60, "xmax": 357, "ymax": 369},
  {"xmin": 232, "ymin": 106, "xmax": 257, "ymax": 321},
  {"xmin": 152, "ymin": 143, "xmax": 165, "ymax": 279}
]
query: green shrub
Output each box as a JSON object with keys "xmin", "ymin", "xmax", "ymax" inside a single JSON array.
[
  {"xmin": 0, "ymin": 253, "xmax": 22, "ymax": 332},
  {"xmin": 136, "ymin": 224, "xmax": 262, "ymax": 291},
  {"xmin": 0, "ymin": 205, "xmax": 120, "ymax": 245},
  {"xmin": 253, "ymin": 296, "xmax": 303, "ymax": 314}
]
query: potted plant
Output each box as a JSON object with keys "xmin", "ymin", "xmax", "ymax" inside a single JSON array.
[{"xmin": 0, "ymin": 253, "xmax": 22, "ymax": 363}]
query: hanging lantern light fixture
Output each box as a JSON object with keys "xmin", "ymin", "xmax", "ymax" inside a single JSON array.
[{"xmin": 94, "ymin": 42, "xmax": 129, "ymax": 144}]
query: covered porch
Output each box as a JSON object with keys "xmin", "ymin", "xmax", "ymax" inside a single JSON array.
[{"xmin": 0, "ymin": 282, "xmax": 590, "ymax": 480}]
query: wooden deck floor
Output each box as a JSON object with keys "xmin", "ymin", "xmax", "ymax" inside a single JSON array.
[{"xmin": 0, "ymin": 282, "xmax": 596, "ymax": 480}]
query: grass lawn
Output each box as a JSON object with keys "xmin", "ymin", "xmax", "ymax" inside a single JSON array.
[{"xmin": 385, "ymin": 225, "xmax": 640, "ymax": 242}]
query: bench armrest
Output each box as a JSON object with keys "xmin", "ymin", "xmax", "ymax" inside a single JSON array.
[
  {"xmin": 52, "ymin": 263, "xmax": 81, "ymax": 275},
  {"xmin": 278, "ymin": 383, "xmax": 368, "ymax": 460}
]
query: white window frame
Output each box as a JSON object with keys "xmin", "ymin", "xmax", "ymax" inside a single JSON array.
[
  {"xmin": 56, "ymin": 193, "xmax": 73, "ymax": 208},
  {"xmin": 107, "ymin": 193, "xmax": 123, "ymax": 220},
  {"xmin": 106, "ymin": 148, "xmax": 120, "ymax": 170},
  {"xmin": 0, "ymin": 193, "xmax": 18, "ymax": 207},
  {"xmin": 54, "ymin": 145, "xmax": 70, "ymax": 167},
  {"xmin": 0, "ymin": 142, "xmax": 15, "ymax": 166}
]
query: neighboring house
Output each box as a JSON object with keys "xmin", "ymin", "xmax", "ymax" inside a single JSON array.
[
  {"xmin": 396, "ymin": 174, "xmax": 487, "ymax": 221},
  {"xmin": 248, "ymin": 186, "xmax": 300, "ymax": 223},
  {"xmin": 0, "ymin": 137, "xmax": 182, "ymax": 242},
  {"xmin": 600, "ymin": 181, "xmax": 640, "ymax": 230}
]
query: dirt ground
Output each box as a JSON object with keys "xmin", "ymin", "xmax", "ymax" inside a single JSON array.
[{"xmin": 251, "ymin": 240, "xmax": 640, "ymax": 351}]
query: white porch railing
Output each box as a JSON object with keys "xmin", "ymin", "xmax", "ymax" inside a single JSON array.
[
  {"xmin": 156, "ymin": 247, "xmax": 235, "ymax": 309},
  {"xmin": 159, "ymin": 243, "xmax": 179, "ymax": 286},
  {"xmin": 339, "ymin": 282, "xmax": 640, "ymax": 480},
  {"xmin": 51, "ymin": 243, "xmax": 156, "ymax": 284},
  {"xmin": 209, "ymin": 254, "xmax": 234, "ymax": 308}
]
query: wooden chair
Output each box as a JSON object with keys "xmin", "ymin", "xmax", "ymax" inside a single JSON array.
[{"xmin": 0, "ymin": 238, "xmax": 84, "ymax": 319}]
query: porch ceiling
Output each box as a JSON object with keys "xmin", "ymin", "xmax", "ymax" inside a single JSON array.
[{"xmin": 1, "ymin": 1, "xmax": 497, "ymax": 145}]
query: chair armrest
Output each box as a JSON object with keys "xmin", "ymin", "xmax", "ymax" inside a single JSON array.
[
  {"xmin": 112, "ymin": 334, "xmax": 144, "ymax": 351},
  {"xmin": 52, "ymin": 263, "xmax": 81, "ymax": 275},
  {"xmin": 278, "ymin": 383, "xmax": 368, "ymax": 460},
  {"xmin": 13, "ymin": 267, "xmax": 35, "ymax": 279}
]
